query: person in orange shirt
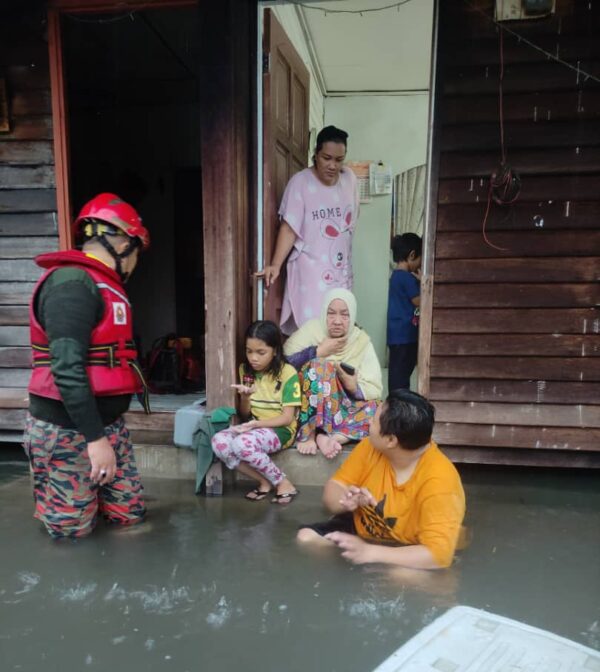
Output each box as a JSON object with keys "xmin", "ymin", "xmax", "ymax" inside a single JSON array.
[{"xmin": 297, "ymin": 390, "xmax": 465, "ymax": 569}]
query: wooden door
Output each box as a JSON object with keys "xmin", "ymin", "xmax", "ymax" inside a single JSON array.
[{"xmin": 262, "ymin": 9, "xmax": 309, "ymax": 324}]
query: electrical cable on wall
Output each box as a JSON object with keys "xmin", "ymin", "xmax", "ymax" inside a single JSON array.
[{"xmin": 288, "ymin": 1, "xmax": 415, "ymax": 16}]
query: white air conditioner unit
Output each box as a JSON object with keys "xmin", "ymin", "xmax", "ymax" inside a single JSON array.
[{"xmin": 495, "ymin": 0, "xmax": 556, "ymax": 21}]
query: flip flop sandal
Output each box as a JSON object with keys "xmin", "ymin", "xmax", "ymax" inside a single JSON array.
[
  {"xmin": 271, "ymin": 490, "xmax": 299, "ymax": 505},
  {"xmin": 245, "ymin": 487, "xmax": 272, "ymax": 502}
]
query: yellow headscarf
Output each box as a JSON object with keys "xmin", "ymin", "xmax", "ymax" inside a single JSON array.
[{"xmin": 284, "ymin": 288, "xmax": 382, "ymax": 400}]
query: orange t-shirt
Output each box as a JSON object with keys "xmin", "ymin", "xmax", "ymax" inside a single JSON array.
[{"xmin": 332, "ymin": 438, "xmax": 466, "ymax": 567}]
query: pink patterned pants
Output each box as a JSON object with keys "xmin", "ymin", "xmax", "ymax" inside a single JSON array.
[{"xmin": 211, "ymin": 427, "xmax": 285, "ymax": 486}]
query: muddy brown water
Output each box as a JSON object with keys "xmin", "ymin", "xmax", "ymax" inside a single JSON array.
[{"xmin": 1, "ymin": 456, "xmax": 599, "ymax": 671}]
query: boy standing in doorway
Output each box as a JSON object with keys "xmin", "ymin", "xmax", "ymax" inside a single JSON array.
[{"xmin": 387, "ymin": 233, "xmax": 422, "ymax": 392}]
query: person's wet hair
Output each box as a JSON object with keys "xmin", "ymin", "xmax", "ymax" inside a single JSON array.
[
  {"xmin": 391, "ymin": 233, "xmax": 422, "ymax": 263},
  {"xmin": 243, "ymin": 320, "xmax": 285, "ymax": 378},
  {"xmin": 315, "ymin": 125, "xmax": 349, "ymax": 154},
  {"xmin": 379, "ymin": 389, "xmax": 435, "ymax": 450}
]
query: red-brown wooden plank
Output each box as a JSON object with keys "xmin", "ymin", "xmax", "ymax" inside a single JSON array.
[
  {"xmin": 440, "ymin": 147, "xmax": 600, "ymax": 178},
  {"xmin": 441, "ymin": 120, "xmax": 600, "ymax": 152},
  {"xmin": 434, "ymin": 422, "xmax": 600, "ymax": 451},
  {"xmin": 436, "ymin": 201, "xmax": 600, "ymax": 231},
  {"xmin": 0, "ymin": 407, "xmax": 27, "ymax": 429},
  {"xmin": 10, "ymin": 91, "xmax": 52, "ymax": 116},
  {"xmin": 446, "ymin": 36, "xmax": 600, "ymax": 68},
  {"xmin": 434, "ymin": 400, "xmax": 600, "ymax": 427},
  {"xmin": 0, "ymin": 189, "xmax": 56, "ymax": 213},
  {"xmin": 443, "ymin": 446, "xmax": 600, "ymax": 469},
  {"xmin": 432, "ymin": 308, "xmax": 598, "ymax": 334},
  {"xmin": 5, "ymin": 65, "xmax": 51, "ymax": 90},
  {"xmin": 0, "ymin": 261, "xmax": 43, "ymax": 282},
  {"xmin": 0, "ymin": 388, "xmax": 28, "ymax": 408},
  {"xmin": 0, "ymin": 347, "xmax": 30, "ymax": 367},
  {"xmin": 429, "ymin": 379, "xmax": 600, "ymax": 404},
  {"xmin": 430, "ymin": 356, "xmax": 600, "ymax": 381},
  {"xmin": 438, "ymin": 176, "xmax": 600, "ymax": 204},
  {"xmin": 444, "ymin": 61, "xmax": 600, "ymax": 95},
  {"xmin": 0, "ymin": 369, "xmax": 31, "ymax": 387},
  {"xmin": 435, "ymin": 257, "xmax": 598, "ymax": 283},
  {"xmin": 0, "ymin": 213, "xmax": 57, "ymax": 236},
  {"xmin": 0, "ymin": 283, "xmax": 37, "ymax": 305},
  {"xmin": 431, "ymin": 334, "xmax": 599, "ymax": 357},
  {"xmin": 0, "ymin": 166, "xmax": 55, "ymax": 189},
  {"xmin": 435, "ymin": 231, "xmax": 600, "ymax": 259},
  {"xmin": 433, "ymin": 284, "xmax": 598, "ymax": 308},
  {"xmin": 442, "ymin": 91, "xmax": 600, "ymax": 124},
  {"xmin": 0, "ymin": 117, "xmax": 53, "ymax": 141},
  {"xmin": 0, "ymin": 306, "xmax": 29, "ymax": 326},
  {"xmin": 0, "ymin": 141, "xmax": 54, "ymax": 165},
  {"xmin": 0, "ymin": 237, "xmax": 58, "ymax": 259}
]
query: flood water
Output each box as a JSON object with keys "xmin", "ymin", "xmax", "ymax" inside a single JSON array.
[{"xmin": 1, "ymin": 453, "xmax": 599, "ymax": 672}]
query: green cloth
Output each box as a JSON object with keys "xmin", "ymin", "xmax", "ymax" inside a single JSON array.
[{"xmin": 190, "ymin": 406, "xmax": 236, "ymax": 494}]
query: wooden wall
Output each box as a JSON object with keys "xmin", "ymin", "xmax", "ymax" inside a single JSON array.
[
  {"xmin": 0, "ymin": 8, "xmax": 56, "ymax": 436},
  {"xmin": 429, "ymin": 0, "xmax": 600, "ymax": 466}
]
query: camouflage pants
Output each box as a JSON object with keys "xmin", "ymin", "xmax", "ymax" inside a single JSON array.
[{"xmin": 23, "ymin": 414, "xmax": 146, "ymax": 539}]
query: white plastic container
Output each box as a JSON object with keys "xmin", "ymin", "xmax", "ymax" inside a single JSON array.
[{"xmin": 173, "ymin": 399, "xmax": 207, "ymax": 448}]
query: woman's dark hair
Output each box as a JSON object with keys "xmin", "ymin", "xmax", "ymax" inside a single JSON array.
[
  {"xmin": 391, "ymin": 233, "xmax": 422, "ymax": 263},
  {"xmin": 243, "ymin": 320, "xmax": 285, "ymax": 378},
  {"xmin": 315, "ymin": 125, "xmax": 349, "ymax": 155},
  {"xmin": 379, "ymin": 389, "xmax": 435, "ymax": 450}
]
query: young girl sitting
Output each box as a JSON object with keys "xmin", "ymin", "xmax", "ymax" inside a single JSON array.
[{"xmin": 211, "ymin": 320, "xmax": 301, "ymax": 504}]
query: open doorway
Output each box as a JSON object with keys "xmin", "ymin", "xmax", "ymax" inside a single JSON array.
[
  {"xmin": 258, "ymin": 0, "xmax": 435, "ymax": 395},
  {"xmin": 61, "ymin": 5, "xmax": 205, "ymax": 409}
]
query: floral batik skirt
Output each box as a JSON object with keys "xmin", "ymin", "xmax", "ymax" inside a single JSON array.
[{"xmin": 297, "ymin": 358, "xmax": 379, "ymax": 442}]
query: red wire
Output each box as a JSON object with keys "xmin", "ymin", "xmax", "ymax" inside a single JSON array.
[{"xmin": 482, "ymin": 182, "xmax": 508, "ymax": 252}]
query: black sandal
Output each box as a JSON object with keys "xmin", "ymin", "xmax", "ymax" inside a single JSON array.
[
  {"xmin": 245, "ymin": 486, "xmax": 272, "ymax": 502},
  {"xmin": 271, "ymin": 490, "xmax": 299, "ymax": 505}
]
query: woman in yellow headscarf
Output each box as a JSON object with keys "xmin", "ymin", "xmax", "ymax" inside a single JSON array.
[{"xmin": 284, "ymin": 288, "xmax": 382, "ymax": 458}]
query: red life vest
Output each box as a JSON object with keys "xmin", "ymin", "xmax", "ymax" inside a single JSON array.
[{"xmin": 28, "ymin": 251, "xmax": 146, "ymax": 404}]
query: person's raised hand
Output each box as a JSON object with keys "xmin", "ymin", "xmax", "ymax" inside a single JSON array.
[
  {"xmin": 231, "ymin": 383, "xmax": 256, "ymax": 396},
  {"xmin": 339, "ymin": 485, "xmax": 376, "ymax": 511},
  {"xmin": 317, "ymin": 336, "xmax": 347, "ymax": 358}
]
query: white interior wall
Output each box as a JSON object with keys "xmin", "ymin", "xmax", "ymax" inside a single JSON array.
[{"xmin": 325, "ymin": 95, "xmax": 430, "ymax": 365}]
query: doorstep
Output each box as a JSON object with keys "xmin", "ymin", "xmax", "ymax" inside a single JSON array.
[{"xmin": 134, "ymin": 442, "xmax": 351, "ymax": 487}]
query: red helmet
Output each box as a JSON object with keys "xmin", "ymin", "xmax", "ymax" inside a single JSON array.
[{"xmin": 73, "ymin": 193, "xmax": 150, "ymax": 250}]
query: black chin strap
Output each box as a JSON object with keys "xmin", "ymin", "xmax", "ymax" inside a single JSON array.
[{"xmin": 97, "ymin": 235, "xmax": 141, "ymax": 283}]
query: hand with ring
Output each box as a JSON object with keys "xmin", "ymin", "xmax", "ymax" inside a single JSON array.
[{"xmin": 87, "ymin": 437, "xmax": 116, "ymax": 484}]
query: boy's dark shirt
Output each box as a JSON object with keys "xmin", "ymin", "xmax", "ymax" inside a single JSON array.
[
  {"xmin": 387, "ymin": 269, "xmax": 420, "ymax": 345},
  {"xmin": 29, "ymin": 266, "xmax": 131, "ymax": 441}
]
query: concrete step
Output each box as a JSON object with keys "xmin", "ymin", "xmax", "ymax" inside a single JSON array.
[{"xmin": 134, "ymin": 443, "xmax": 349, "ymax": 487}]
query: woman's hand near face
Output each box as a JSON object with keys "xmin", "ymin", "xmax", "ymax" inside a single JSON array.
[
  {"xmin": 336, "ymin": 362, "xmax": 358, "ymax": 394},
  {"xmin": 317, "ymin": 336, "xmax": 347, "ymax": 358}
]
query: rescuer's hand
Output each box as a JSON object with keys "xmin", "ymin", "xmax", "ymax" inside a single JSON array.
[{"xmin": 87, "ymin": 436, "xmax": 117, "ymax": 485}]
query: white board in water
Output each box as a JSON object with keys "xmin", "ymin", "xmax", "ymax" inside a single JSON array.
[{"xmin": 373, "ymin": 605, "xmax": 600, "ymax": 672}]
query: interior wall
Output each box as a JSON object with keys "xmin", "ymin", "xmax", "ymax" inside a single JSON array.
[{"xmin": 324, "ymin": 94, "xmax": 430, "ymax": 364}]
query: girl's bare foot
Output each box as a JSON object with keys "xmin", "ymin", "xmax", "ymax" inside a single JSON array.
[
  {"xmin": 316, "ymin": 433, "xmax": 343, "ymax": 459},
  {"xmin": 297, "ymin": 439, "xmax": 317, "ymax": 455}
]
